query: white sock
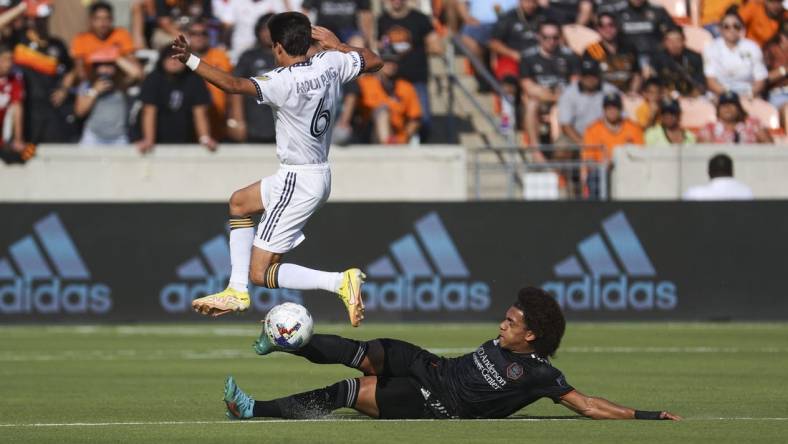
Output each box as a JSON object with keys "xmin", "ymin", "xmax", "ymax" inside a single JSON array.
[
  {"xmin": 228, "ymin": 223, "xmax": 255, "ymax": 292},
  {"xmin": 277, "ymin": 263, "xmax": 343, "ymax": 292}
]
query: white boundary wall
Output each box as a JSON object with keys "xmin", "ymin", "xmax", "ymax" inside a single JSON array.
[
  {"xmin": 0, "ymin": 145, "xmax": 467, "ymax": 202},
  {"xmin": 612, "ymin": 145, "xmax": 788, "ymax": 200}
]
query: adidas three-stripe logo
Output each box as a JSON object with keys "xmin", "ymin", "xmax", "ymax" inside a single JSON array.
[
  {"xmin": 553, "ymin": 211, "xmax": 655, "ymax": 278},
  {"xmin": 367, "ymin": 212, "xmax": 469, "ymax": 278},
  {"xmin": 0, "ymin": 213, "xmax": 91, "ymax": 280},
  {"xmin": 176, "ymin": 235, "xmax": 230, "ymax": 279}
]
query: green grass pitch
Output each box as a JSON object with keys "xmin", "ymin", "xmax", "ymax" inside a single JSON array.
[{"xmin": 2, "ymin": 322, "xmax": 787, "ymax": 443}]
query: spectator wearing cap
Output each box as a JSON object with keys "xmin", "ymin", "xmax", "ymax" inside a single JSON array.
[
  {"xmin": 644, "ymin": 98, "xmax": 696, "ymax": 145},
  {"xmin": 650, "ymin": 27, "xmax": 706, "ymax": 97},
  {"xmin": 377, "ymin": 0, "xmax": 443, "ymax": 141},
  {"xmin": 136, "ymin": 46, "xmax": 217, "ymax": 153},
  {"xmin": 763, "ymin": 24, "xmax": 788, "ymax": 113},
  {"xmin": 186, "ymin": 19, "xmax": 232, "ymax": 140},
  {"xmin": 70, "ymin": 1, "xmax": 142, "ymax": 83},
  {"xmin": 698, "ymin": 91, "xmax": 773, "ymax": 143},
  {"xmin": 357, "ymin": 47, "xmax": 421, "ymax": 144},
  {"xmin": 230, "ymin": 13, "xmax": 276, "ymax": 143},
  {"xmin": 557, "ymin": 58, "xmax": 619, "ymax": 149},
  {"xmin": 704, "ymin": 12, "xmax": 768, "ymax": 97},
  {"xmin": 519, "ymin": 20, "xmax": 579, "ymax": 145},
  {"xmin": 582, "ymin": 92, "xmax": 643, "ymax": 162},
  {"xmin": 582, "ymin": 12, "xmax": 641, "ymax": 94},
  {"xmin": 75, "ymin": 48, "xmax": 138, "ymax": 146},
  {"xmin": 739, "ymin": 0, "xmax": 786, "ymax": 47},
  {"xmin": 683, "ymin": 153, "xmax": 753, "ymax": 200}
]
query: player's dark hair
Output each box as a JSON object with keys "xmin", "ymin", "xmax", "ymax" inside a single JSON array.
[
  {"xmin": 89, "ymin": 1, "xmax": 113, "ymax": 17},
  {"xmin": 708, "ymin": 153, "xmax": 733, "ymax": 178},
  {"xmin": 268, "ymin": 12, "xmax": 311, "ymax": 56},
  {"xmin": 514, "ymin": 287, "xmax": 565, "ymax": 358}
]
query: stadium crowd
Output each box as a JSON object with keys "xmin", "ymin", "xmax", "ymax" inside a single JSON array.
[{"xmin": 0, "ymin": 0, "xmax": 784, "ymax": 162}]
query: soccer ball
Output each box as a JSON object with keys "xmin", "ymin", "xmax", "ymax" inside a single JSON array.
[{"xmin": 263, "ymin": 302, "xmax": 314, "ymax": 350}]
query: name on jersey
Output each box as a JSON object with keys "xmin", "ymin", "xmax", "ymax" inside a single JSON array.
[
  {"xmin": 472, "ymin": 346, "xmax": 507, "ymax": 390},
  {"xmin": 296, "ymin": 67, "xmax": 339, "ymax": 95}
]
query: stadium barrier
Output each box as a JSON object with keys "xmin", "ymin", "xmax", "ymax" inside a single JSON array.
[
  {"xmin": 0, "ymin": 145, "xmax": 468, "ymax": 202},
  {"xmin": 2, "ymin": 202, "xmax": 787, "ymax": 323},
  {"xmin": 612, "ymin": 145, "xmax": 788, "ymax": 200}
]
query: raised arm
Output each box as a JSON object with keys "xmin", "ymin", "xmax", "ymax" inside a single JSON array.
[
  {"xmin": 311, "ymin": 26, "xmax": 382, "ymax": 74},
  {"xmin": 560, "ymin": 389, "xmax": 681, "ymax": 420},
  {"xmin": 170, "ymin": 35, "xmax": 259, "ymax": 98}
]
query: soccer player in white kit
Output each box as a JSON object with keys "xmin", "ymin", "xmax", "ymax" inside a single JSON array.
[{"xmin": 170, "ymin": 12, "xmax": 383, "ymax": 326}]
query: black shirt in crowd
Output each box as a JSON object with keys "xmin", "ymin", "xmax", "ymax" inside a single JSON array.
[
  {"xmin": 302, "ymin": 0, "xmax": 370, "ymax": 38},
  {"xmin": 650, "ymin": 48, "xmax": 706, "ymax": 95},
  {"xmin": 139, "ymin": 69, "xmax": 211, "ymax": 143},
  {"xmin": 377, "ymin": 9, "xmax": 434, "ymax": 84},
  {"xmin": 234, "ymin": 45, "xmax": 277, "ymax": 143},
  {"xmin": 520, "ymin": 47, "xmax": 580, "ymax": 90},
  {"xmin": 155, "ymin": 0, "xmax": 212, "ymax": 19},
  {"xmin": 548, "ymin": 0, "xmax": 587, "ymax": 24},
  {"xmin": 618, "ymin": 3, "xmax": 676, "ymax": 58},
  {"xmin": 583, "ymin": 39, "xmax": 641, "ymax": 91},
  {"xmin": 595, "ymin": 0, "xmax": 629, "ymax": 14},
  {"xmin": 426, "ymin": 339, "xmax": 575, "ymax": 418},
  {"xmin": 491, "ymin": 7, "xmax": 555, "ymax": 54}
]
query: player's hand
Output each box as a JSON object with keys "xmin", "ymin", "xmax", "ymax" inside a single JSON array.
[
  {"xmin": 311, "ymin": 26, "xmax": 341, "ymax": 51},
  {"xmin": 170, "ymin": 34, "xmax": 191, "ymax": 64},
  {"xmin": 660, "ymin": 411, "xmax": 682, "ymax": 421},
  {"xmin": 199, "ymin": 135, "xmax": 218, "ymax": 152}
]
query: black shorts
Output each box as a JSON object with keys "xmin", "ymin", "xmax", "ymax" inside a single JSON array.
[{"xmin": 373, "ymin": 339, "xmax": 456, "ymax": 419}]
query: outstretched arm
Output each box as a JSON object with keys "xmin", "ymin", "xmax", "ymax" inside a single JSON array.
[
  {"xmin": 560, "ymin": 390, "xmax": 681, "ymax": 420},
  {"xmin": 170, "ymin": 35, "xmax": 259, "ymax": 98},
  {"xmin": 311, "ymin": 26, "xmax": 382, "ymax": 74}
]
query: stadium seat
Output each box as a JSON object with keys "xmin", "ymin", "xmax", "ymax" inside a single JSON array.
[
  {"xmin": 683, "ymin": 26, "xmax": 713, "ymax": 54},
  {"xmin": 562, "ymin": 25, "xmax": 600, "ymax": 56},
  {"xmin": 651, "ymin": 0, "xmax": 690, "ymax": 24},
  {"xmin": 741, "ymin": 98, "xmax": 782, "ymax": 133},
  {"xmin": 678, "ymin": 97, "xmax": 716, "ymax": 129}
]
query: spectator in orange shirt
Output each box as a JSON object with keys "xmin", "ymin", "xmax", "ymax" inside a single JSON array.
[
  {"xmin": 71, "ymin": 2, "xmax": 142, "ymax": 82},
  {"xmin": 583, "ymin": 93, "xmax": 643, "ymax": 162},
  {"xmin": 187, "ymin": 19, "xmax": 233, "ymax": 140},
  {"xmin": 357, "ymin": 49, "xmax": 421, "ymax": 144},
  {"xmin": 739, "ymin": 0, "xmax": 786, "ymax": 46}
]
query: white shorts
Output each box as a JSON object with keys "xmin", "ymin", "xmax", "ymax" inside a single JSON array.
[{"xmin": 254, "ymin": 163, "xmax": 331, "ymax": 254}]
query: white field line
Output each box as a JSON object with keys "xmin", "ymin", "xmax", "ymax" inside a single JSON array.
[
  {"xmin": 3, "ymin": 346, "xmax": 788, "ymax": 362},
  {"xmin": 1, "ymin": 418, "xmax": 787, "ymax": 428}
]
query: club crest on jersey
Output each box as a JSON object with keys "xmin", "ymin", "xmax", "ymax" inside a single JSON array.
[{"xmin": 506, "ymin": 363, "xmax": 524, "ymax": 380}]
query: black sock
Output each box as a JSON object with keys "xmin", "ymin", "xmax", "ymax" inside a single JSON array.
[
  {"xmin": 252, "ymin": 378, "xmax": 360, "ymax": 419},
  {"xmin": 291, "ymin": 334, "xmax": 367, "ymax": 369}
]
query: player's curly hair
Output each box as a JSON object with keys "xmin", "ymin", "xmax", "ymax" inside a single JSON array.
[
  {"xmin": 268, "ymin": 12, "xmax": 312, "ymax": 57},
  {"xmin": 514, "ymin": 287, "xmax": 566, "ymax": 358}
]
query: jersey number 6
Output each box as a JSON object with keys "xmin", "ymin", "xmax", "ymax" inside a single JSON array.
[{"xmin": 310, "ymin": 96, "xmax": 331, "ymax": 138}]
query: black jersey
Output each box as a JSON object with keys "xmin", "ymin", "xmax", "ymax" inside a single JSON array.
[
  {"xmin": 618, "ymin": 4, "xmax": 675, "ymax": 56},
  {"xmin": 520, "ymin": 47, "xmax": 580, "ymax": 91},
  {"xmin": 428, "ymin": 339, "xmax": 574, "ymax": 418}
]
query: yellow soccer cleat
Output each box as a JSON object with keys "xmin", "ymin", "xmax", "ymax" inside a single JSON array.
[
  {"xmin": 192, "ymin": 287, "xmax": 251, "ymax": 317},
  {"xmin": 337, "ymin": 268, "xmax": 366, "ymax": 327}
]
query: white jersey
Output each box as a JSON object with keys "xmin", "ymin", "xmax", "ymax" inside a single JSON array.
[
  {"xmin": 683, "ymin": 177, "xmax": 754, "ymax": 201},
  {"xmin": 249, "ymin": 50, "xmax": 364, "ymax": 165}
]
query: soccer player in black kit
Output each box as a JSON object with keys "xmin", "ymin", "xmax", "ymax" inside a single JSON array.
[{"xmin": 224, "ymin": 287, "xmax": 681, "ymax": 421}]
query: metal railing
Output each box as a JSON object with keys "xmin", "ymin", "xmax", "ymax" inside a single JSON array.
[{"xmin": 470, "ymin": 145, "xmax": 611, "ymax": 200}]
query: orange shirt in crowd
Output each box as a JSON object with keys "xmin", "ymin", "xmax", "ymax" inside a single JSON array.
[
  {"xmin": 200, "ymin": 48, "xmax": 232, "ymax": 125},
  {"xmin": 582, "ymin": 118, "xmax": 644, "ymax": 162},
  {"xmin": 739, "ymin": 0, "xmax": 787, "ymax": 47},
  {"xmin": 700, "ymin": 0, "xmax": 740, "ymax": 26},
  {"xmin": 71, "ymin": 27, "xmax": 135, "ymax": 68},
  {"xmin": 358, "ymin": 76, "xmax": 422, "ymax": 144}
]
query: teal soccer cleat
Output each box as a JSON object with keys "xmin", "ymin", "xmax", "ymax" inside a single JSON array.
[
  {"xmin": 224, "ymin": 376, "xmax": 254, "ymax": 420},
  {"xmin": 252, "ymin": 321, "xmax": 280, "ymax": 356}
]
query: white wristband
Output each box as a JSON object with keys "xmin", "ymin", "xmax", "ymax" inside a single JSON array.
[{"xmin": 185, "ymin": 54, "xmax": 201, "ymax": 71}]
